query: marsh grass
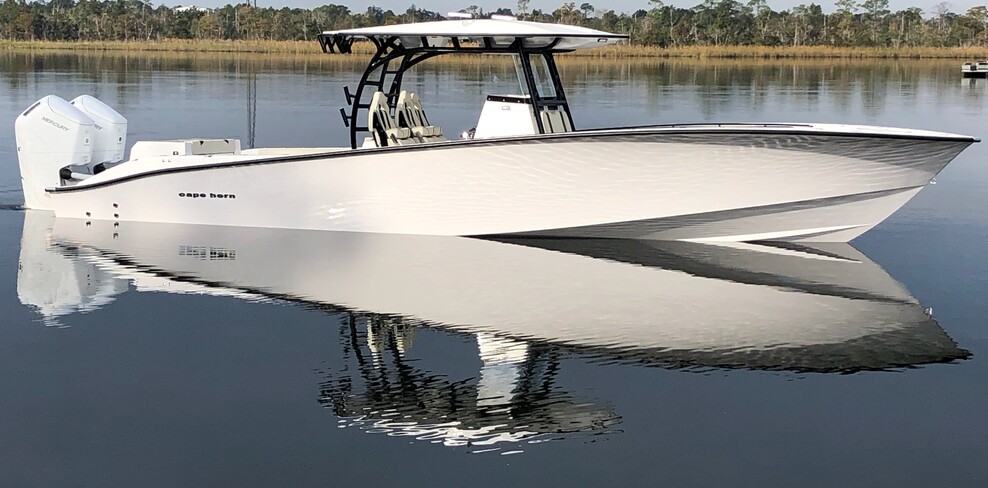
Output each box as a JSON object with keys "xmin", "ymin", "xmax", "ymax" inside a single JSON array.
[
  {"xmin": 0, "ymin": 39, "xmax": 327, "ymax": 54},
  {"xmin": 577, "ymin": 44, "xmax": 988, "ymax": 59},
  {"xmin": 3, "ymin": 39, "xmax": 986, "ymax": 59}
]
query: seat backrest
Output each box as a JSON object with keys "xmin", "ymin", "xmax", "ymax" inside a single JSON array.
[
  {"xmin": 409, "ymin": 92, "xmax": 431, "ymax": 126},
  {"xmin": 397, "ymin": 91, "xmax": 431, "ymax": 128},
  {"xmin": 539, "ymin": 107, "xmax": 573, "ymax": 134},
  {"xmin": 369, "ymin": 91, "xmax": 394, "ymax": 146},
  {"xmin": 396, "ymin": 91, "xmax": 445, "ymax": 142},
  {"xmin": 396, "ymin": 91, "xmax": 413, "ymax": 128},
  {"xmin": 368, "ymin": 91, "xmax": 417, "ymax": 147}
]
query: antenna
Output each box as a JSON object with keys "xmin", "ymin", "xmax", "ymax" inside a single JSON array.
[{"xmin": 246, "ymin": 71, "xmax": 256, "ymax": 148}]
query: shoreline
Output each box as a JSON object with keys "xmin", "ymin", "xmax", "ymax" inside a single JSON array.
[{"xmin": 2, "ymin": 40, "xmax": 987, "ymax": 59}]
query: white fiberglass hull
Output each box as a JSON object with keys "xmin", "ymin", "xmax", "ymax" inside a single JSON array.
[{"xmin": 41, "ymin": 124, "xmax": 974, "ymax": 242}]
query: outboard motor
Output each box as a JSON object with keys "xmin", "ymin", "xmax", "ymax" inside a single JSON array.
[
  {"xmin": 14, "ymin": 95, "xmax": 94, "ymax": 210},
  {"xmin": 70, "ymin": 95, "xmax": 127, "ymax": 167}
]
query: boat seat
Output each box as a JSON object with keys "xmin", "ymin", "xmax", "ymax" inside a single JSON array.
[
  {"xmin": 396, "ymin": 91, "xmax": 447, "ymax": 143},
  {"xmin": 368, "ymin": 91, "xmax": 417, "ymax": 147},
  {"xmin": 539, "ymin": 106, "xmax": 573, "ymax": 134}
]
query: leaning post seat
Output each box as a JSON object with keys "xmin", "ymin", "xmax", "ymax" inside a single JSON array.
[
  {"xmin": 368, "ymin": 91, "xmax": 416, "ymax": 147},
  {"xmin": 396, "ymin": 91, "xmax": 446, "ymax": 142},
  {"xmin": 412, "ymin": 92, "xmax": 447, "ymax": 141}
]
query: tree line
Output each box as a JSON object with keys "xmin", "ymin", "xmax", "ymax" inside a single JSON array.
[{"xmin": 2, "ymin": 0, "xmax": 988, "ymax": 48}]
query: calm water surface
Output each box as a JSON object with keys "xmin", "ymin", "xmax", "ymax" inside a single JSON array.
[{"xmin": 0, "ymin": 52, "xmax": 986, "ymax": 487}]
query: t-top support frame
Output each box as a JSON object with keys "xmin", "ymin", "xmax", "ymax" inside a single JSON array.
[{"xmin": 318, "ymin": 33, "xmax": 575, "ymax": 149}]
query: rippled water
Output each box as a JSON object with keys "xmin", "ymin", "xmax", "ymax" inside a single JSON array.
[{"xmin": 0, "ymin": 52, "xmax": 986, "ymax": 487}]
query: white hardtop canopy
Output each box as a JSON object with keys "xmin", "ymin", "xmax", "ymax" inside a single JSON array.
[{"xmin": 322, "ymin": 18, "xmax": 627, "ymax": 51}]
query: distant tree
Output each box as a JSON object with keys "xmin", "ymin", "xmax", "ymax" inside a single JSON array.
[
  {"xmin": 0, "ymin": 0, "xmax": 987, "ymax": 50},
  {"xmin": 832, "ymin": 0, "xmax": 858, "ymax": 44},
  {"xmin": 860, "ymin": 0, "xmax": 889, "ymax": 43},
  {"xmin": 934, "ymin": 1, "xmax": 952, "ymax": 42},
  {"xmin": 580, "ymin": 3, "xmax": 594, "ymax": 19},
  {"xmin": 554, "ymin": 2, "xmax": 581, "ymax": 24},
  {"xmin": 835, "ymin": 0, "xmax": 858, "ymax": 14},
  {"xmin": 517, "ymin": 0, "xmax": 529, "ymax": 18},
  {"xmin": 405, "ymin": 4, "xmax": 418, "ymax": 22},
  {"xmin": 528, "ymin": 8, "xmax": 551, "ymax": 22}
]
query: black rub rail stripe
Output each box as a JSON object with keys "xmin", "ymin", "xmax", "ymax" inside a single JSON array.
[{"xmin": 49, "ymin": 126, "xmax": 977, "ymax": 194}]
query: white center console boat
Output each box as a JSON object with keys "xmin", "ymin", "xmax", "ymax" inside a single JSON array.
[{"xmin": 13, "ymin": 17, "xmax": 978, "ymax": 242}]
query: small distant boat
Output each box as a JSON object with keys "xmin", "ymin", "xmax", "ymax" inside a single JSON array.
[{"xmin": 961, "ymin": 61, "xmax": 988, "ymax": 77}]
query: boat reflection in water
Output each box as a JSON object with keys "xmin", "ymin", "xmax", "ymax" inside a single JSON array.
[
  {"xmin": 321, "ymin": 317, "xmax": 617, "ymax": 449},
  {"xmin": 16, "ymin": 211, "xmax": 970, "ymax": 450}
]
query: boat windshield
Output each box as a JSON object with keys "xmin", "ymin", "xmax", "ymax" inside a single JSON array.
[
  {"xmin": 511, "ymin": 53, "xmax": 556, "ymax": 98},
  {"xmin": 511, "ymin": 55, "xmax": 528, "ymax": 95}
]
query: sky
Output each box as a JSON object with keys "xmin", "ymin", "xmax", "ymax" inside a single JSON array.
[{"xmin": 173, "ymin": 0, "xmax": 985, "ymax": 15}]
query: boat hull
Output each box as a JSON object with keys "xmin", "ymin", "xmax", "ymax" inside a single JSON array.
[{"xmin": 44, "ymin": 127, "xmax": 973, "ymax": 242}]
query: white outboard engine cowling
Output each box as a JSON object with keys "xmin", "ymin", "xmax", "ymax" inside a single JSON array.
[
  {"xmin": 14, "ymin": 95, "xmax": 94, "ymax": 210},
  {"xmin": 70, "ymin": 95, "xmax": 127, "ymax": 165}
]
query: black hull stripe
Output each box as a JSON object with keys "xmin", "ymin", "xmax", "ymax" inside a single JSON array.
[{"xmin": 50, "ymin": 126, "xmax": 976, "ymax": 194}]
